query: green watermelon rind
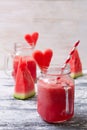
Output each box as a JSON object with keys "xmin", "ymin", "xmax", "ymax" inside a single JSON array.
[
  {"xmin": 14, "ymin": 89, "xmax": 35, "ymax": 100},
  {"xmin": 70, "ymin": 72, "xmax": 83, "ymax": 79}
]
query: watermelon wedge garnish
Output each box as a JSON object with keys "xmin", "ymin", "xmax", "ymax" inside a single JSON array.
[
  {"xmin": 32, "ymin": 49, "xmax": 53, "ymax": 71},
  {"xmin": 12, "ymin": 56, "xmax": 37, "ymax": 82},
  {"xmin": 14, "ymin": 57, "xmax": 35, "ymax": 100},
  {"xmin": 24, "ymin": 32, "xmax": 39, "ymax": 47},
  {"xmin": 69, "ymin": 49, "xmax": 83, "ymax": 78}
]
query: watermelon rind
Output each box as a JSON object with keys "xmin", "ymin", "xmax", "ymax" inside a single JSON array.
[
  {"xmin": 14, "ymin": 89, "xmax": 35, "ymax": 100},
  {"xmin": 70, "ymin": 72, "xmax": 83, "ymax": 79}
]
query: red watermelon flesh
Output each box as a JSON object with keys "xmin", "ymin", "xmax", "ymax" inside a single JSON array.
[
  {"xmin": 69, "ymin": 49, "xmax": 83, "ymax": 78},
  {"xmin": 26, "ymin": 56, "xmax": 37, "ymax": 82},
  {"xmin": 24, "ymin": 32, "xmax": 39, "ymax": 47},
  {"xmin": 32, "ymin": 32, "xmax": 39, "ymax": 45},
  {"xmin": 14, "ymin": 58, "xmax": 35, "ymax": 99},
  {"xmin": 12, "ymin": 56, "xmax": 36, "ymax": 82},
  {"xmin": 25, "ymin": 34, "xmax": 33, "ymax": 44},
  {"xmin": 44, "ymin": 49, "xmax": 53, "ymax": 67},
  {"xmin": 32, "ymin": 49, "xmax": 53, "ymax": 71}
]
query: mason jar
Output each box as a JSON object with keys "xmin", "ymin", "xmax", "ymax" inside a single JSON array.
[
  {"xmin": 37, "ymin": 65, "xmax": 74, "ymax": 123},
  {"xmin": 5, "ymin": 42, "xmax": 37, "ymax": 82}
]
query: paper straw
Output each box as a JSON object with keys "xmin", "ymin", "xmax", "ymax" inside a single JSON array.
[{"xmin": 62, "ymin": 40, "xmax": 80, "ymax": 70}]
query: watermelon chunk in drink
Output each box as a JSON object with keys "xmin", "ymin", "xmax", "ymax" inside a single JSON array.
[
  {"xmin": 24, "ymin": 32, "xmax": 39, "ymax": 47},
  {"xmin": 14, "ymin": 57, "xmax": 35, "ymax": 100},
  {"xmin": 32, "ymin": 49, "xmax": 53, "ymax": 71},
  {"xmin": 12, "ymin": 56, "xmax": 36, "ymax": 82}
]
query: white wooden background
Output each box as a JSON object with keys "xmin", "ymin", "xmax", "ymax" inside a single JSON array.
[{"xmin": 0, "ymin": 0, "xmax": 87, "ymax": 70}]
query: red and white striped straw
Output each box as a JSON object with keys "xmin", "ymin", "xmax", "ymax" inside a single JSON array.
[{"xmin": 62, "ymin": 40, "xmax": 80, "ymax": 70}]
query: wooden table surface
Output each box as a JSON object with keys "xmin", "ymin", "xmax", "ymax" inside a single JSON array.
[{"xmin": 0, "ymin": 70, "xmax": 87, "ymax": 130}]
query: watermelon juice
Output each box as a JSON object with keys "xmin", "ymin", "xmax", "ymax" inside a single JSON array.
[
  {"xmin": 37, "ymin": 67, "xmax": 74, "ymax": 123},
  {"xmin": 12, "ymin": 56, "xmax": 36, "ymax": 82}
]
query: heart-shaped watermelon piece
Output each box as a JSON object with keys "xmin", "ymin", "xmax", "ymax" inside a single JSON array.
[
  {"xmin": 24, "ymin": 32, "xmax": 39, "ymax": 47},
  {"xmin": 32, "ymin": 49, "xmax": 53, "ymax": 71}
]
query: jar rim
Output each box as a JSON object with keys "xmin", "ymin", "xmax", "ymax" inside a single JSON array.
[
  {"xmin": 42, "ymin": 64, "xmax": 70, "ymax": 76},
  {"xmin": 14, "ymin": 42, "xmax": 34, "ymax": 51}
]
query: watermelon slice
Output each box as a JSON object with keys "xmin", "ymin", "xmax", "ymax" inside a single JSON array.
[
  {"xmin": 25, "ymin": 56, "xmax": 36, "ymax": 82},
  {"xmin": 69, "ymin": 49, "xmax": 83, "ymax": 79},
  {"xmin": 14, "ymin": 57, "xmax": 35, "ymax": 100},
  {"xmin": 12, "ymin": 56, "xmax": 36, "ymax": 82},
  {"xmin": 24, "ymin": 32, "xmax": 39, "ymax": 47},
  {"xmin": 32, "ymin": 49, "xmax": 53, "ymax": 71}
]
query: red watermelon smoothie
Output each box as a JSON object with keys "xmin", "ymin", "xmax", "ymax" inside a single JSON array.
[
  {"xmin": 12, "ymin": 56, "xmax": 36, "ymax": 82},
  {"xmin": 37, "ymin": 66, "xmax": 74, "ymax": 123}
]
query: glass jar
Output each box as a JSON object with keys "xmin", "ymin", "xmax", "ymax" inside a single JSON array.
[
  {"xmin": 37, "ymin": 65, "xmax": 74, "ymax": 123},
  {"xmin": 5, "ymin": 42, "xmax": 36, "ymax": 82}
]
